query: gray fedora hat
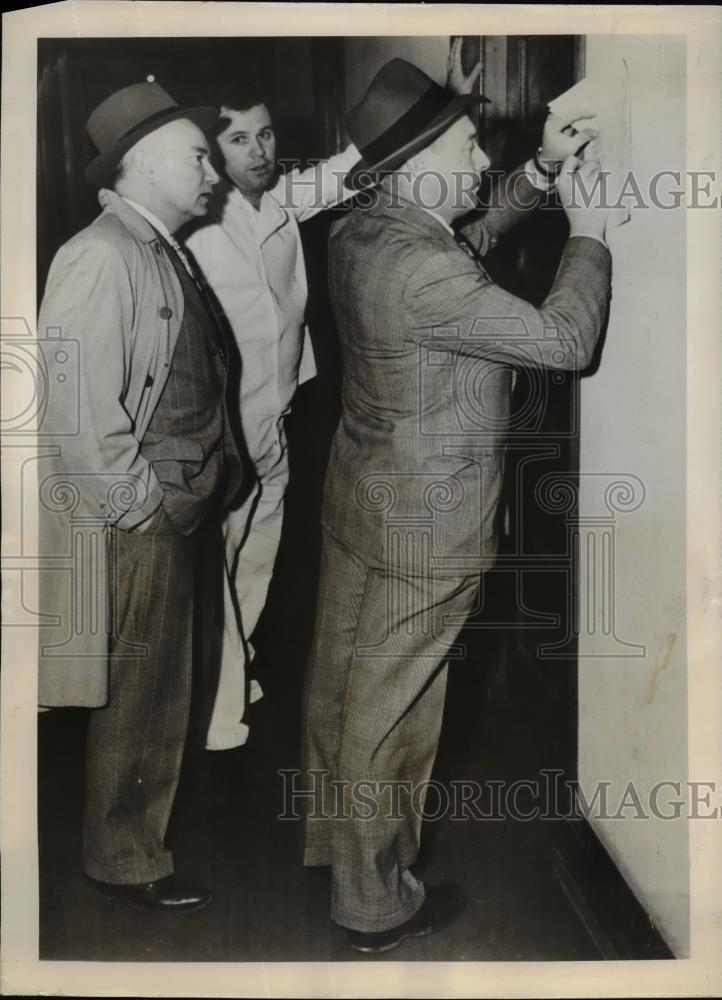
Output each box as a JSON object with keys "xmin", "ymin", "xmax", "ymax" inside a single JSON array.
[
  {"xmin": 85, "ymin": 80, "xmax": 219, "ymax": 188},
  {"xmin": 345, "ymin": 58, "xmax": 489, "ymax": 190}
]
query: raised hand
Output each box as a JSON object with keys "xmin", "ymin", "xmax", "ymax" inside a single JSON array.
[
  {"xmin": 556, "ymin": 155, "xmax": 609, "ymax": 241},
  {"xmin": 540, "ymin": 108, "xmax": 600, "ymax": 165},
  {"xmin": 446, "ymin": 36, "xmax": 481, "ymax": 95}
]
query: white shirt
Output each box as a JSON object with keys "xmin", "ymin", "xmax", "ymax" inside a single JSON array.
[
  {"xmin": 186, "ymin": 145, "xmax": 359, "ymax": 417},
  {"xmin": 121, "ymin": 196, "xmax": 205, "ymax": 279},
  {"xmin": 121, "ymin": 197, "xmax": 173, "ymax": 242}
]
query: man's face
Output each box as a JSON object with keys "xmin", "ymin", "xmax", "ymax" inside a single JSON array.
[
  {"xmin": 143, "ymin": 118, "xmax": 219, "ymax": 225},
  {"xmin": 423, "ymin": 114, "xmax": 491, "ymax": 218},
  {"xmin": 215, "ymin": 104, "xmax": 277, "ymax": 200}
]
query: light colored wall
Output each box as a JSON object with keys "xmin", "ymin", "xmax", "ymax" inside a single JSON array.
[
  {"xmin": 578, "ymin": 35, "xmax": 688, "ymax": 956},
  {"xmin": 342, "ymin": 30, "xmax": 689, "ymax": 955}
]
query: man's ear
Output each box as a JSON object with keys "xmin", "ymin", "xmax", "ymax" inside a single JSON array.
[
  {"xmin": 134, "ymin": 149, "xmax": 153, "ymax": 178},
  {"xmin": 129, "ymin": 137, "xmax": 156, "ymax": 180}
]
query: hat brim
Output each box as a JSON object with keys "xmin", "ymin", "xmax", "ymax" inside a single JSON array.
[
  {"xmin": 85, "ymin": 105, "xmax": 220, "ymax": 188},
  {"xmin": 345, "ymin": 93, "xmax": 489, "ymax": 191}
]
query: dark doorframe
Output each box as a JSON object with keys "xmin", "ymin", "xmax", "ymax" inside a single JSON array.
[
  {"xmin": 36, "ymin": 36, "xmax": 347, "ymax": 299},
  {"xmin": 453, "ymin": 35, "xmax": 585, "ymax": 786}
]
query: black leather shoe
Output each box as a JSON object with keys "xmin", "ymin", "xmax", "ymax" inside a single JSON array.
[
  {"xmin": 84, "ymin": 874, "xmax": 213, "ymax": 913},
  {"xmin": 345, "ymin": 881, "xmax": 468, "ymax": 954}
]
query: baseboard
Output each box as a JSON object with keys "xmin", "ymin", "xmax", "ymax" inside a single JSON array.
[{"xmin": 550, "ymin": 818, "xmax": 675, "ymax": 960}]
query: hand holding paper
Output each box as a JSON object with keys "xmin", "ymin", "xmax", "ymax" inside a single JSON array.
[
  {"xmin": 539, "ymin": 109, "xmax": 599, "ymax": 164},
  {"xmin": 548, "ymin": 59, "xmax": 632, "ymax": 228},
  {"xmin": 556, "ymin": 156, "xmax": 609, "ymax": 242}
]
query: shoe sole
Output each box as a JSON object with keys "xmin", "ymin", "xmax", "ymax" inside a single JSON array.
[
  {"xmin": 347, "ymin": 887, "xmax": 468, "ymax": 954},
  {"xmin": 84, "ymin": 882, "xmax": 212, "ymax": 914},
  {"xmin": 349, "ymin": 924, "xmax": 432, "ymax": 954}
]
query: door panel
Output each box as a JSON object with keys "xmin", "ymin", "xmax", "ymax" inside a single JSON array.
[{"xmin": 462, "ymin": 35, "xmax": 583, "ymax": 776}]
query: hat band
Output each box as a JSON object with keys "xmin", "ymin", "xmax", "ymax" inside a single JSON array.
[
  {"xmin": 115, "ymin": 104, "xmax": 180, "ymax": 145},
  {"xmin": 359, "ymin": 84, "xmax": 452, "ymax": 169}
]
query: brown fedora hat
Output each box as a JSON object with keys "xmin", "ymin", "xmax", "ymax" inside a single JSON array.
[
  {"xmin": 345, "ymin": 58, "xmax": 490, "ymax": 190},
  {"xmin": 85, "ymin": 80, "xmax": 219, "ymax": 188}
]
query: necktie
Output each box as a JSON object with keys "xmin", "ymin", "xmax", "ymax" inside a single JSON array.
[
  {"xmin": 167, "ymin": 235, "xmax": 204, "ymax": 292},
  {"xmin": 163, "ymin": 235, "xmax": 227, "ymax": 371}
]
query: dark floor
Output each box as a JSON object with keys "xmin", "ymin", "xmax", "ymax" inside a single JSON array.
[
  {"xmin": 37, "ymin": 383, "xmax": 674, "ymax": 963},
  {"xmin": 37, "ymin": 631, "xmax": 673, "ymax": 963}
]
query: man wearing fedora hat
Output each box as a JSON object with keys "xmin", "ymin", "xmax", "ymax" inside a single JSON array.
[
  {"xmin": 183, "ymin": 41, "xmax": 479, "ymax": 754},
  {"xmin": 37, "ymin": 80, "xmax": 244, "ymax": 912},
  {"xmin": 301, "ymin": 57, "xmax": 611, "ymax": 951}
]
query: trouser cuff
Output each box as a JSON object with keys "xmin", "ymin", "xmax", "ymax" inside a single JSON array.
[
  {"xmin": 332, "ymin": 879, "xmax": 425, "ymax": 933},
  {"xmin": 83, "ymin": 851, "xmax": 174, "ymax": 886}
]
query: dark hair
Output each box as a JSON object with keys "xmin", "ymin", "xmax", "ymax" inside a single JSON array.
[
  {"xmin": 201, "ymin": 79, "xmax": 272, "ymax": 126},
  {"xmin": 196, "ymin": 80, "xmax": 275, "ymax": 179}
]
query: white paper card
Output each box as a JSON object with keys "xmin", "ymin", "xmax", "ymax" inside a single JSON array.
[{"xmin": 548, "ymin": 59, "xmax": 632, "ymax": 228}]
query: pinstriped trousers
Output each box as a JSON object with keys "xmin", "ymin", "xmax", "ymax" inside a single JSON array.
[
  {"xmin": 301, "ymin": 530, "xmax": 480, "ymax": 933},
  {"xmin": 82, "ymin": 515, "xmax": 222, "ymax": 885}
]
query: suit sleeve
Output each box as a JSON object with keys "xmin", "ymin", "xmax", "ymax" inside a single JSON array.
[
  {"xmin": 459, "ymin": 164, "xmax": 546, "ymax": 255},
  {"xmin": 273, "ymin": 143, "xmax": 361, "ymax": 223},
  {"xmin": 38, "ymin": 237, "xmax": 164, "ymax": 529},
  {"xmin": 404, "ymin": 235, "xmax": 611, "ymax": 371}
]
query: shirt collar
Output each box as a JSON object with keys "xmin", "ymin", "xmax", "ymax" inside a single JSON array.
[
  {"xmin": 226, "ymin": 184, "xmax": 271, "ymax": 215},
  {"xmin": 226, "ymin": 183, "xmax": 287, "ymax": 241},
  {"xmin": 121, "ymin": 197, "xmax": 174, "ymax": 242}
]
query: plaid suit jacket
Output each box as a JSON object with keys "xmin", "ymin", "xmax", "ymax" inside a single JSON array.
[{"xmin": 323, "ymin": 169, "xmax": 611, "ymax": 577}]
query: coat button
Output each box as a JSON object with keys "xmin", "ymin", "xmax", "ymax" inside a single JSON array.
[{"xmin": 159, "ymin": 306, "xmax": 172, "ymax": 319}]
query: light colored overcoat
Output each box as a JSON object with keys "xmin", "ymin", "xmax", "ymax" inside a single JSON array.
[{"xmin": 37, "ymin": 191, "xmax": 186, "ymax": 707}]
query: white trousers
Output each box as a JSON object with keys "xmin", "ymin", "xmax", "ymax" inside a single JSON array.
[{"xmin": 206, "ymin": 412, "xmax": 289, "ymax": 750}]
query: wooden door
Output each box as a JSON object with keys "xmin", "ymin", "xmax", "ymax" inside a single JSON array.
[{"xmin": 460, "ymin": 35, "xmax": 584, "ymax": 779}]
